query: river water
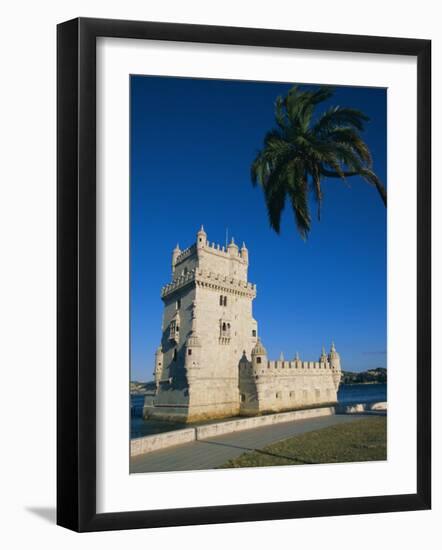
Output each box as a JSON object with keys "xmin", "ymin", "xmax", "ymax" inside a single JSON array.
[{"xmin": 130, "ymin": 382, "xmax": 386, "ymax": 439}]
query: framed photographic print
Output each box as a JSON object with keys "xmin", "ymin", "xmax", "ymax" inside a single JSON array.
[{"xmin": 57, "ymin": 17, "xmax": 431, "ymax": 532}]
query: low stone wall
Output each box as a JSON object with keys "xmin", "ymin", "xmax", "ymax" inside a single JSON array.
[
  {"xmin": 195, "ymin": 407, "xmax": 335, "ymax": 439},
  {"xmin": 131, "ymin": 407, "xmax": 336, "ymax": 456},
  {"xmin": 370, "ymin": 401, "xmax": 387, "ymax": 411},
  {"xmin": 131, "ymin": 428, "xmax": 196, "ymax": 457},
  {"xmin": 336, "ymin": 401, "xmax": 387, "ymax": 414}
]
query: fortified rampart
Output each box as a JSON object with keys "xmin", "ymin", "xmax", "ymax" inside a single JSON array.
[{"xmin": 238, "ymin": 343, "xmax": 341, "ymax": 415}]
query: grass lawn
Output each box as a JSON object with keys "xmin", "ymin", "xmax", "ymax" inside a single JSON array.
[{"xmin": 218, "ymin": 416, "xmax": 387, "ymax": 469}]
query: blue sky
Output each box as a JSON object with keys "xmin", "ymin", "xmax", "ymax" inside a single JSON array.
[{"xmin": 130, "ymin": 75, "xmax": 386, "ymax": 381}]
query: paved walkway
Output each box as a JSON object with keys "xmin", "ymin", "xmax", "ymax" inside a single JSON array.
[{"xmin": 130, "ymin": 413, "xmax": 373, "ymax": 473}]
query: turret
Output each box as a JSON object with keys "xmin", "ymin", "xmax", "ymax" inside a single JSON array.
[
  {"xmin": 251, "ymin": 337, "xmax": 267, "ymax": 369},
  {"xmin": 240, "ymin": 242, "xmax": 248, "ymax": 263},
  {"xmin": 328, "ymin": 341, "xmax": 342, "ymax": 390},
  {"xmin": 184, "ymin": 300, "xmax": 201, "ymax": 383},
  {"xmin": 171, "ymin": 243, "xmax": 181, "ymax": 275},
  {"xmin": 153, "ymin": 346, "xmax": 163, "ymax": 390},
  {"xmin": 319, "ymin": 346, "xmax": 327, "ymax": 364},
  {"xmin": 196, "ymin": 225, "xmax": 207, "ymax": 249},
  {"xmin": 227, "ymin": 237, "xmax": 239, "ymax": 257}
]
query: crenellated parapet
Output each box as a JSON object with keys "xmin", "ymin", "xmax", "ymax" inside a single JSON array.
[
  {"xmin": 174, "ymin": 235, "xmax": 248, "ymax": 265},
  {"xmin": 240, "ymin": 358, "xmax": 334, "ymax": 377},
  {"xmin": 174, "ymin": 244, "xmax": 196, "ymax": 265},
  {"xmin": 239, "ymin": 341, "xmax": 342, "ymax": 416},
  {"xmin": 161, "ymin": 267, "xmax": 256, "ymax": 300}
]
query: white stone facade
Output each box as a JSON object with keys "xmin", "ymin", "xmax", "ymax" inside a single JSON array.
[{"xmin": 144, "ymin": 227, "xmax": 342, "ymax": 423}]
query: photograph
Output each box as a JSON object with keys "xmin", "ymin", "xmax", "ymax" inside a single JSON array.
[
  {"xmin": 129, "ymin": 75, "xmax": 388, "ymax": 474},
  {"xmin": 0, "ymin": 0, "xmax": 433, "ymax": 542}
]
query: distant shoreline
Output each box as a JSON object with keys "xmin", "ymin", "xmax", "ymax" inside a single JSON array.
[{"xmin": 341, "ymin": 382, "xmax": 385, "ymax": 386}]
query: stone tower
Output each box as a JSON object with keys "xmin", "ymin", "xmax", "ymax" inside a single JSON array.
[
  {"xmin": 328, "ymin": 341, "xmax": 342, "ymax": 391},
  {"xmin": 145, "ymin": 226, "xmax": 258, "ymax": 422}
]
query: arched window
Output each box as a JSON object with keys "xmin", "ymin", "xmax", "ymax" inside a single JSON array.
[
  {"xmin": 257, "ymin": 357, "xmax": 262, "ymax": 364},
  {"xmin": 219, "ymin": 295, "xmax": 223, "ymax": 306},
  {"xmin": 223, "ymin": 296, "xmax": 227, "ymax": 307},
  {"xmin": 169, "ymin": 320, "xmax": 179, "ymax": 341},
  {"xmin": 222, "ymin": 322, "xmax": 226, "ymax": 331},
  {"xmin": 173, "ymin": 348, "xmax": 177, "ymax": 361},
  {"xmin": 188, "ymin": 349, "xmax": 192, "ymax": 356}
]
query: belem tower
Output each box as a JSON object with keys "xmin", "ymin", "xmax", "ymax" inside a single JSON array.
[{"xmin": 144, "ymin": 226, "xmax": 342, "ymax": 423}]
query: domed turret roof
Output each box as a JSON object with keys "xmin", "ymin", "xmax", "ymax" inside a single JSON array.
[
  {"xmin": 227, "ymin": 237, "xmax": 238, "ymax": 249},
  {"xmin": 252, "ymin": 337, "xmax": 267, "ymax": 356},
  {"xmin": 328, "ymin": 341, "xmax": 340, "ymax": 359}
]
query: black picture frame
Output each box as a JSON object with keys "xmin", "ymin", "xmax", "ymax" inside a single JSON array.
[{"xmin": 57, "ymin": 17, "xmax": 431, "ymax": 532}]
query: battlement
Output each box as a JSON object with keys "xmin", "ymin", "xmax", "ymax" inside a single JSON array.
[
  {"xmin": 162, "ymin": 267, "xmax": 257, "ymax": 299},
  {"xmin": 175, "ymin": 240, "xmax": 247, "ymax": 265},
  {"xmin": 173, "ymin": 227, "xmax": 249, "ymax": 281},
  {"xmin": 169, "ymin": 226, "xmax": 252, "ymax": 291},
  {"xmin": 175, "ymin": 244, "xmax": 196, "ymax": 264},
  {"xmin": 240, "ymin": 359, "xmax": 332, "ymax": 375}
]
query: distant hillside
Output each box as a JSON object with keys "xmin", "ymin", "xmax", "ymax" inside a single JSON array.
[
  {"xmin": 341, "ymin": 367, "xmax": 387, "ymax": 385},
  {"xmin": 130, "ymin": 380, "xmax": 156, "ymax": 394}
]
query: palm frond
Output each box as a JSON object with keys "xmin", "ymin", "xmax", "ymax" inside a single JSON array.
[
  {"xmin": 314, "ymin": 106, "xmax": 369, "ymax": 134},
  {"xmin": 285, "ymin": 164, "xmax": 311, "ymax": 239},
  {"xmin": 325, "ymin": 127, "xmax": 372, "ymax": 165},
  {"xmin": 274, "ymin": 96, "xmax": 288, "ymax": 130},
  {"xmin": 251, "ymin": 83, "xmax": 386, "ymax": 239},
  {"xmin": 262, "ymin": 164, "xmax": 288, "ymax": 234}
]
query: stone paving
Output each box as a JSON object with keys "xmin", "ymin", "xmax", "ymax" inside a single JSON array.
[{"xmin": 130, "ymin": 413, "xmax": 371, "ymax": 473}]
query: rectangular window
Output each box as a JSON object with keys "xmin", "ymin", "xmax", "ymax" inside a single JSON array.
[
  {"xmin": 252, "ymin": 329, "xmax": 256, "ymax": 337},
  {"xmin": 256, "ymin": 357, "xmax": 262, "ymax": 364},
  {"xmin": 219, "ymin": 295, "xmax": 223, "ymax": 306},
  {"xmin": 188, "ymin": 349, "xmax": 192, "ymax": 355},
  {"xmin": 176, "ymin": 299, "xmax": 181, "ymax": 310}
]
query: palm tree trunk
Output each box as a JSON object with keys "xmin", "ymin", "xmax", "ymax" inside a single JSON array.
[{"xmin": 321, "ymin": 169, "xmax": 387, "ymax": 207}]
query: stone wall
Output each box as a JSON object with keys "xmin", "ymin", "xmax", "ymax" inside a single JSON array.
[
  {"xmin": 132, "ymin": 406, "xmax": 336, "ymax": 456},
  {"xmin": 131, "ymin": 428, "xmax": 196, "ymax": 456},
  {"xmin": 195, "ymin": 406, "xmax": 335, "ymax": 439},
  {"xmin": 239, "ymin": 359, "xmax": 339, "ymax": 415}
]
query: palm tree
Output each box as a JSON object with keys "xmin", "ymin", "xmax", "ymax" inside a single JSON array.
[{"xmin": 251, "ymin": 85, "xmax": 386, "ymax": 239}]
